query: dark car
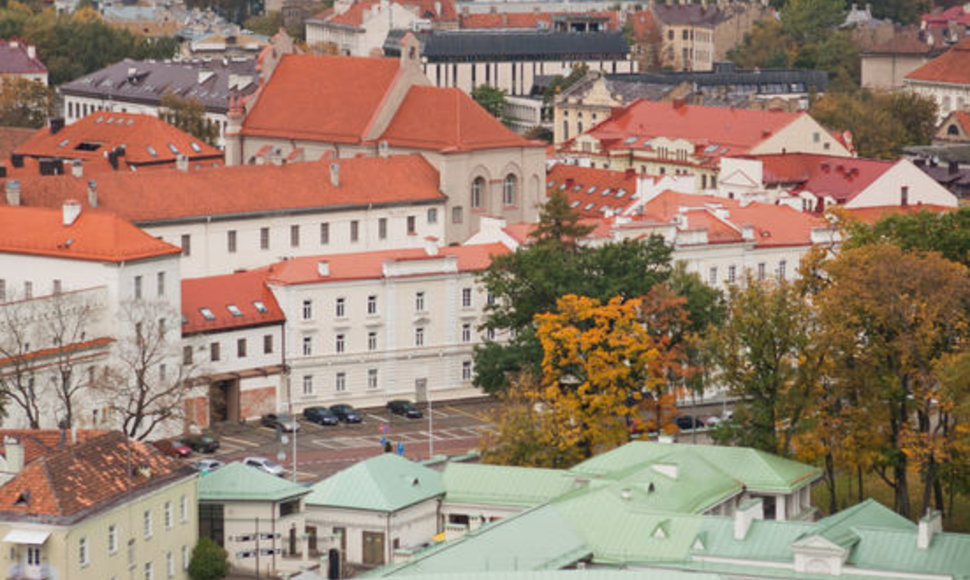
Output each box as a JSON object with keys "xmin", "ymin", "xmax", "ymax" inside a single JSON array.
[
  {"xmin": 152, "ymin": 439, "xmax": 192, "ymax": 458},
  {"xmin": 182, "ymin": 434, "xmax": 220, "ymax": 453},
  {"xmin": 387, "ymin": 399, "xmax": 423, "ymax": 419},
  {"xmin": 675, "ymin": 415, "xmax": 706, "ymax": 431},
  {"xmin": 261, "ymin": 413, "xmax": 300, "ymax": 432},
  {"xmin": 329, "ymin": 404, "xmax": 363, "ymax": 423},
  {"xmin": 303, "ymin": 406, "xmax": 339, "ymax": 426}
]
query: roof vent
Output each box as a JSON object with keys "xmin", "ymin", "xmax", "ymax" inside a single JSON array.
[
  {"xmin": 4, "ymin": 179, "xmax": 21, "ymax": 207},
  {"xmin": 620, "ymin": 488, "xmax": 632, "ymax": 500},
  {"xmin": 317, "ymin": 261, "xmax": 330, "ymax": 277},
  {"xmin": 87, "ymin": 180, "xmax": 98, "ymax": 208},
  {"xmin": 330, "ymin": 162, "xmax": 340, "ymax": 187}
]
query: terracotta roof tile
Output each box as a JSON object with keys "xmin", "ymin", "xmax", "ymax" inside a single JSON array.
[
  {"xmin": 263, "ymin": 243, "xmax": 510, "ymax": 285},
  {"xmin": 546, "ymin": 164, "xmax": 639, "ymax": 218},
  {"xmin": 0, "ymin": 431, "xmax": 191, "ymax": 520},
  {"xmin": 837, "ymin": 204, "xmax": 955, "ymax": 224},
  {"xmin": 315, "ymin": 0, "xmax": 456, "ymax": 25},
  {"xmin": 756, "ymin": 153, "xmax": 893, "ymax": 203},
  {"xmin": 15, "ymin": 113, "xmax": 222, "ymax": 171},
  {"xmin": 459, "ymin": 11, "xmax": 617, "ymax": 29},
  {"xmin": 905, "ymin": 37, "xmax": 970, "ymax": 85},
  {"xmin": 922, "ymin": 5, "xmax": 970, "ymax": 26},
  {"xmin": 182, "ymin": 270, "xmax": 285, "ymax": 334},
  {"xmin": 0, "ymin": 40, "xmax": 46, "ymax": 75},
  {"xmin": 242, "ymin": 54, "xmax": 401, "ymax": 143},
  {"xmin": 0, "ymin": 204, "xmax": 181, "ymax": 262},
  {"xmin": 0, "ymin": 126, "xmax": 34, "ymax": 161},
  {"xmin": 379, "ymin": 86, "xmax": 535, "ymax": 151},
  {"xmin": 2, "ymin": 154, "xmax": 444, "ymax": 224},
  {"xmin": 0, "ymin": 429, "xmax": 109, "ymax": 466}
]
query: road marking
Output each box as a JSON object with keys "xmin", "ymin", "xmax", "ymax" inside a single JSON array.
[
  {"xmin": 367, "ymin": 413, "xmax": 389, "ymax": 423},
  {"xmin": 431, "ymin": 409, "xmax": 449, "ymax": 418},
  {"xmin": 445, "ymin": 405, "xmax": 489, "ymax": 422},
  {"xmin": 220, "ymin": 435, "xmax": 259, "ymax": 448}
]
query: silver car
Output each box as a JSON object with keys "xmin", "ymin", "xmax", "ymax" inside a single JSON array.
[{"xmin": 243, "ymin": 457, "xmax": 286, "ymax": 477}]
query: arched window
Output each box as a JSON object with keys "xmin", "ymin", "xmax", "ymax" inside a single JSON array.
[
  {"xmin": 949, "ymin": 124, "xmax": 960, "ymax": 136},
  {"xmin": 503, "ymin": 174, "xmax": 517, "ymax": 206},
  {"xmin": 471, "ymin": 176, "xmax": 485, "ymax": 208}
]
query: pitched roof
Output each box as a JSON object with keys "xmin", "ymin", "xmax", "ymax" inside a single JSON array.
[
  {"xmin": 905, "ymin": 36, "xmax": 970, "ymax": 85},
  {"xmin": 0, "ymin": 429, "xmax": 109, "ymax": 466},
  {"xmin": 198, "ymin": 461, "xmax": 308, "ymax": 502},
  {"xmin": 651, "ymin": 3, "xmax": 726, "ymax": 26},
  {"xmin": 263, "ymin": 242, "xmax": 510, "ymax": 285},
  {"xmin": 182, "ymin": 270, "xmax": 285, "ymax": 334},
  {"xmin": 312, "ymin": 0, "xmax": 457, "ymax": 25},
  {"xmin": 395, "ymin": 30, "xmax": 629, "ymax": 60},
  {"xmin": 306, "ymin": 453, "xmax": 444, "ymax": 512},
  {"xmin": 2, "ymin": 154, "xmax": 445, "ymax": 224},
  {"xmin": 0, "ymin": 431, "xmax": 192, "ymax": 520},
  {"xmin": 0, "ymin": 204, "xmax": 181, "ymax": 262},
  {"xmin": 15, "ymin": 113, "xmax": 222, "ymax": 171},
  {"xmin": 582, "ymin": 100, "xmax": 804, "ymax": 158},
  {"xmin": 756, "ymin": 153, "xmax": 894, "ymax": 204},
  {"xmin": 459, "ymin": 11, "xmax": 618, "ymax": 30},
  {"xmin": 0, "ymin": 40, "xmax": 46, "ymax": 75},
  {"xmin": 545, "ymin": 165, "xmax": 639, "ymax": 218},
  {"xmin": 380, "ymin": 86, "xmax": 534, "ymax": 152},
  {"xmin": 837, "ymin": 203, "xmax": 955, "ymax": 224},
  {"xmin": 0, "ymin": 126, "xmax": 34, "ymax": 161},
  {"xmin": 443, "ymin": 463, "xmax": 577, "ymax": 507},
  {"xmin": 241, "ymin": 54, "xmax": 401, "ymax": 143}
]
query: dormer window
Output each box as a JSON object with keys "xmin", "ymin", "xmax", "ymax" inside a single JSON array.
[{"xmin": 200, "ymin": 308, "xmax": 215, "ymax": 321}]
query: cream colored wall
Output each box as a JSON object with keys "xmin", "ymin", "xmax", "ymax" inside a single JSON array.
[
  {"xmin": 215, "ymin": 496, "xmax": 306, "ymax": 577},
  {"xmin": 906, "ymin": 81, "xmax": 970, "ymax": 122},
  {"xmin": 661, "ymin": 24, "xmax": 715, "ymax": 71},
  {"xmin": 750, "ymin": 114, "xmax": 852, "ymax": 157},
  {"xmin": 844, "ymin": 159, "xmax": 959, "ymax": 209},
  {"xmin": 0, "ymin": 473, "xmax": 197, "ymax": 580},
  {"xmin": 423, "ymin": 59, "xmax": 635, "ymax": 97},
  {"xmin": 861, "ymin": 54, "xmax": 931, "ymax": 90}
]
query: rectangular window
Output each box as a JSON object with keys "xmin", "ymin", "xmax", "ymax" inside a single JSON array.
[
  {"xmin": 227, "ymin": 230, "xmax": 237, "ymax": 253},
  {"xmin": 368, "ymin": 331, "xmax": 377, "ymax": 351},
  {"xmin": 28, "ymin": 546, "xmax": 40, "ymax": 566},
  {"xmin": 165, "ymin": 501, "xmax": 173, "ymax": 530},
  {"xmin": 367, "ymin": 295, "xmax": 377, "ymax": 315},
  {"xmin": 237, "ymin": 338, "xmax": 247, "ymax": 358},
  {"xmin": 728, "ymin": 265, "xmax": 736, "ymax": 283},
  {"xmin": 462, "ymin": 323, "xmax": 471, "ymax": 343},
  {"xmin": 263, "ymin": 334, "xmax": 273, "ymax": 354},
  {"xmin": 407, "ymin": 215, "xmax": 416, "ymax": 234},
  {"xmin": 53, "ymin": 279, "xmax": 62, "ymax": 294},
  {"xmin": 180, "ymin": 495, "xmax": 188, "ymax": 523},
  {"xmin": 0, "ymin": 279, "xmax": 5, "ymax": 301},
  {"xmin": 335, "ymin": 297, "xmax": 346, "ymax": 318},
  {"xmin": 335, "ymin": 372, "xmax": 346, "ymax": 392},
  {"xmin": 462, "ymin": 360, "xmax": 472, "ymax": 381},
  {"xmin": 109, "ymin": 524, "xmax": 118, "ymax": 553},
  {"xmin": 159, "ymin": 363, "xmax": 167, "ymax": 382},
  {"xmin": 24, "ymin": 281, "xmax": 32, "ymax": 299},
  {"xmin": 452, "ymin": 206, "xmax": 463, "ymax": 224},
  {"xmin": 901, "ymin": 185, "xmax": 909, "ymax": 206},
  {"xmin": 210, "ymin": 342, "xmax": 220, "ymax": 362},
  {"xmin": 290, "ymin": 224, "xmax": 300, "ymax": 247},
  {"xmin": 757, "ymin": 263, "xmax": 766, "ymax": 281},
  {"xmin": 335, "ymin": 334, "xmax": 345, "ymax": 353},
  {"xmin": 378, "ymin": 218, "xmax": 387, "ymax": 240},
  {"xmin": 144, "ymin": 509, "xmax": 153, "ymax": 539},
  {"xmin": 302, "ymin": 299, "xmax": 312, "ymax": 320},
  {"xmin": 302, "ymin": 375, "xmax": 313, "ymax": 395},
  {"xmin": 79, "ymin": 536, "xmax": 89, "ymax": 566},
  {"xmin": 350, "ymin": 220, "xmax": 359, "ymax": 242},
  {"xmin": 415, "ymin": 291, "xmax": 425, "ymax": 312},
  {"xmin": 145, "ymin": 561, "xmax": 153, "ymax": 580},
  {"xmin": 415, "ymin": 327, "xmax": 424, "ymax": 347},
  {"xmin": 181, "ymin": 234, "xmax": 191, "ymax": 257},
  {"xmin": 368, "ymin": 368, "xmax": 378, "ymax": 389},
  {"xmin": 427, "ymin": 208, "xmax": 438, "ymax": 224},
  {"xmin": 182, "ymin": 546, "xmax": 188, "ymax": 570},
  {"xmin": 134, "ymin": 275, "xmax": 143, "ymax": 299},
  {"xmin": 461, "ymin": 287, "xmax": 472, "ymax": 308},
  {"xmin": 157, "ymin": 272, "xmax": 165, "ymax": 297},
  {"xmin": 302, "ymin": 336, "xmax": 312, "ymax": 356},
  {"xmin": 260, "ymin": 227, "xmax": 270, "ymax": 250},
  {"xmin": 778, "ymin": 260, "xmax": 787, "ymax": 280},
  {"xmin": 182, "ymin": 345, "xmax": 193, "ymax": 366},
  {"xmin": 166, "ymin": 552, "xmax": 174, "ymax": 578},
  {"xmin": 320, "ymin": 222, "xmax": 330, "ymax": 245},
  {"xmin": 709, "ymin": 267, "xmax": 717, "ymax": 285},
  {"xmin": 486, "ymin": 328, "xmax": 495, "ymax": 341}
]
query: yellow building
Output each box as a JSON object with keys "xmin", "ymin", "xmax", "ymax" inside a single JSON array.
[{"xmin": 0, "ymin": 430, "xmax": 198, "ymax": 580}]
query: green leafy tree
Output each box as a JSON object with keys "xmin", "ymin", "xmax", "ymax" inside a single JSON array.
[
  {"xmin": 159, "ymin": 93, "xmax": 220, "ymax": 145},
  {"xmin": 811, "ymin": 90, "xmax": 937, "ymax": 158},
  {"xmin": 843, "ymin": 206, "xmax": 970, "ymax": 268},
  {"xmin": 542, "ymin": 63, "xmax": 588, "ymax": 106},
  {"xmin": 866, "ymin": 0, "xmax": 931, "ymax": 25},
  {"xmin": 243, "ymin": 10, "xmax": 283, "ymax": 35},
  {"xmin": 780, "ymin": 0, "xmax": 847, "ymax": 45},
  {"xmin": 188, "ymin": 538, "xmax": 229, "ymax": 580},
  {"xmin": 727, "ymin": 19, "xmax": 793, "ymax": 70},
  {"xmin": 0, "ymin": 77, "xmax": 51, "ymax": 128},
  {"xmin": 471, "ymin": 84, "xmax": 508, "ymax": 123}
]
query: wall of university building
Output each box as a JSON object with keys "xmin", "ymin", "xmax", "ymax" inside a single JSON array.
[{"xmin": 421, "ymin": 58, "xmax": 635, "ymax": 97}]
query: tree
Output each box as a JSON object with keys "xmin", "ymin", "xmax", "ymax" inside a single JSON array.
[
  {"xmin": 542, "ymin": 64, "xmax": 588, "ymax": 107},
  {"xmin": 45, "ymin": 291, "xmax": 100, "ymax": 428},
  {"xmin": 728, "ymin": 20, "xmax": 793, "ymax": 70},
  {"xmin": 842, "ymin": 206, "xmax": 970, "ymax": 268},
  {"xmin": 188, "ymin": 538, "xmax": 229, "ymax": 580},
  {"xmin": 0, "ymin": 295, "xmax": 39, "ymax": 427},
  {"xmin": 471, "ymin": 85, "xmax": 508, "ymax": 123},
  {"xmin": 0, "ymin": 77, "xmax": 51, "ymax": 128},
  {"xmin": 811, "ymin": 90, "xmax": 937, "ymax": 158},
  {"xmin": 865, "ymin": 0, "xmax": 931, "ymax": 25},
  {"xmin": 243, "ymin": 10, "xmax": 282, "ymax": 35},
  {"xmin": 159, "ymin": 93, "xmax": 219, "ymax": 145},
  {"xmin": 780, "ymin": 0, "xmax": 846, "ymax": 45}
]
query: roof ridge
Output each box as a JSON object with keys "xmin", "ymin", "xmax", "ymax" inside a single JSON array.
[{"xmin": 38, "ymin": 456, "xmax": 63, "ymax": 515}]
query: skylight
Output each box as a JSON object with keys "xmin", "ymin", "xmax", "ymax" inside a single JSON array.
[
  {"xmin": 253, "ymin": 301, "xmax": 268, "ymax": 313},
  {"xmin": 587, "ymin": 186, "xmax": 597, "ymax": 194},
  {"xmin": 190, "ymin": 142, "xmax": 202, "ymax": 153},
  {"xmin": 570, "ymin": 200, "xmax": 581, "ymax": 208},
  {"xmin": 227, "ymin": 304, "xmax": 242, "ymax": 317},
  {"xmin": 601, "ymin": 188, "xmax": 611, "ymax": 196},
  {"xmin": 584, "ymin": 203, "xmax": 595, "ymax": 210},
  {"xmin": 573, "ymin": 184, "xmax": 582, "ymax": 192},
  {"xmin": 168, "ymin": 143, "xmax": 180, "ymax": 154},
  {"xmin": 95, "ymin": 116, "xmax": 104, "ymax": 124},
  {"xmin": 704, "ymin": 144, "xmax": 719, "ymax": 154},
  {"xmin": 58, "ymin": 139, "xmax": 69, "ymax": 148},
  {"xmin": 616, "ymin": 189, "xmax": 627, "ymax": 198},
  {"xmin": 200, "ymin": 307, "xmax": 215, "ymax": 321},
  {"xmin": 547, "ymin": 181, "xmax": 556, "ymax": 188},
  {"xmin": 623, "ymin": 136, "xmax": 638, "ymax": 145},
  {"xmin": 147, "ymin": 145, "xmax": 158, "ymax": 157}
]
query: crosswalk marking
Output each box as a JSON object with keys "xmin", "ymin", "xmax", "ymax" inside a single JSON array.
[{"xmin": 221, "ymin": 435, "xmax": 260, "ymax": 448}]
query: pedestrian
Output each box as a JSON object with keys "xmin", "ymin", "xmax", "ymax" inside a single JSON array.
[{"xmin": 396, "ymin": 441, "xmax": 404, "ymax": 456}]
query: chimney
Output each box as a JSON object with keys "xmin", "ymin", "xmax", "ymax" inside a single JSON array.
[
  {"xmin": 71, "ymin": 160, "xmax": 83, "ymax": 178},
  {"xmin": 733, "ymin": 498, "xmax": 764, "ymax": 540},
  {"xmin": 378, "ymin": 140, "xmax": 389, "ymax": 158},
  {"xmin": 741, "ymin": 224, "xmax": 755, "ymax": 240},
  {"xmin": 435, "ymin": 0, "xmax": 441, "ymax": 15},
  {"xmin": 62, "ymin": 199, "xmax": 82, "ymax": 226},
  {"xmin": 176, "ymin": 154, "xmax": 189, "ymax": 172},
  {"xmin": 330, "ymin": 162, "xmax": 340, "ymax": 187},
  {"xmin": 5, "ymin": 179, "xmax": 21, "ymax": 206},
  {"xmin": 424, "ymin": 237, "xmax": 440, "ymax": 256},
  {"xmin": 672, "ymin": 98, "xmax": 686, "ymax": 109},
  {"xmin": 317, "ymin": 261, "xmax": 330, "ymax": 277},
  {"xmin": 949, "ymin": 161, "xmax": 959, "ymax": 175},
  {"xmin": 3, "ymin": 437, "xmax": 24, "ymax": 474},
  {"xmin": 49, "ymin": 117, "xmax": 65, "ymax": 135},
  {"xmin": 26, "ymin": 45, "xmax": 36, "ymax": 60},
  {"xmin": 917, "ymin": 510, "xmax": 942, "ymax": 549},
  {"xmin": 87, "ymin": 180, "xmax": 98, "ymax": 208}
]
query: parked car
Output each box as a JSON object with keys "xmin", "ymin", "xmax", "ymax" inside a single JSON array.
[
  {"xmin": 387, "ymin": 399, "xmax": 423, "ymax": 419},
  {"xmin": 182, "ymin": 434, "xmax": 220, "ymax": 453},
  {"xmin": 193, "ymin": 459, "xmax": 225, "ymax": 472},
  {"xmin": 152, "ymin": 439, "xmax": 192, "ymax": 458},
  {"xmin": 674, "ymin": 415, "xmax": 706, "ymax": 431},
  {"xmin": 261, "ymin": 413, "xmax": 300, "ymax": 432},
  {"xmin": 705, "ymin": 410, "xmax": 733, "ymax": 427},
  {"xmin": 303, "ymin": 406, "xmax": 339, "ymax": 426},
  {"xmin": 329, "ymin": 404, "xmax": 363, "ymax": 423},
  {"xmin": 243, "ymin": 457, "xmax": 285, "ymax": 477}
]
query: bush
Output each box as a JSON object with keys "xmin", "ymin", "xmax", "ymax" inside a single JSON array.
[{"xmin": 188, "ymin": 538, "xmax": 229, "ymax": 580}]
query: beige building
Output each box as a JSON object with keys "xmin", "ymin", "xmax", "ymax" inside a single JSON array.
[
  {"xmin": 651, "ymin": 3, "xmax": 722, "ymax": 71},
  {"xmin": 860, "ymin": 31, "xmax": 941, "ymax": 90},
  {"xmin": 0, "ymin": 431, "xmax": 198, "ymax": 580}
]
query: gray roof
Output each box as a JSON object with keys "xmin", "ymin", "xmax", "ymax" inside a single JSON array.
[
  {"xmin": 385, "ymin": 30, "xmax": 629, "ymax": 62},
  {"xmin": 58, "ymin": 58, "xmax": 259, "ymax": 114},
  {"xmin": 651, "ymin": 4, "xmax": 727, "ymax": 26}
]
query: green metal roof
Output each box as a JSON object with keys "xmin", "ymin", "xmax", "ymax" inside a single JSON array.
[
  {"xmin": 198, "ymin": 462, "xmax": 309, "ymax": 502},
  {"xmin": 305, "ymin": 453, "xmax": 444, "ymax": 512},
  {"xmin": 692, "ymin": 517, "xmax": 815, "ymax": 563},
  {"xmin": 811, "ymin": 499, "xmax": 914, "ymax": 548},
  {"xmin": 371, "ymin": 570, "xmax": 725, "ymax": 580},
  {"xmin": 443, "ymin": 463, "xmax": 578, "ymax": 507},
  {"xmin": 849, "ymin": 528, "xmax": 970, "ymax": 579}
]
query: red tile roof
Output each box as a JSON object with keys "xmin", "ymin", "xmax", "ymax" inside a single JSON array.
[
  {"xmin": 0, "ymin": 126, "xmax": 34, "ymax": 161},
  {"xmin": 15, "ymin": 113, "xmax": 222, "ymax": 171},
  {"xmin": 0, "ymin": 431, "xmax": 191, "ymax": 520},
  {"xmin": 459, "ymin": 11, "xmax": 618, "ymax": 29},
  {"xmin": 182, "ymin": 270, "xmax": 285, "ymax": 334},
  {"xmin": 264, "ymin": 243, "xmax": 510, "ymax": 285},
  {"xmin": 546, "ymin": 164, "xmax": 639, "ymax": 218},
  {"xmin": 242, "ymin": 54, "xmax": 401, "ymax": 143},
  {"xmin": 947, "ymin": 110, "xmax": 970, "ymax": 134},
  {"xmin": 0, "ymin": 40, "xmax": 46, "ymax": 75},
  {"xmin": 755, "ymin": 153, "xmax": 893, "ymax": 204},
  {"xmin": 922, "ymin": 5, "xmax": 970, "ymax": 27},
  {"xmin": 629, "ymin": 10, "xmax": 658, "ymax": 40},
  {"xmin": 0, "ymin": 204, "xmax": 181, "ymax": 262},
  {"xmin": 0, "ymin": 429, "xmax": 109, "ymax": 466},
  {"xmin": 581, "ymin": 100, "xmax": 804, "ymax": 158},
  {"xmin": 317, "ymin": 0, "xmax": 456, "ymax": 25},
  {"xmin": 2, "ymin": 154, "xmax": 444, "ymax": 224},
  {"xmin": 905, "ymin": 37, "xmax": 970, "ymax": 85},
  {"xmin": 379, "ymin": 86, "xmax": 535, "ymax": 152},
  {"xmin": 836, "ymin": 204, "xmax": 956, "ymax": 224}
]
